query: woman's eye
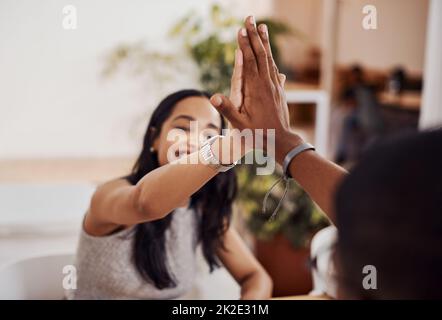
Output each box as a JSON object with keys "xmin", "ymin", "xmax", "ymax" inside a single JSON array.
[{"xmin": 175, "ymin": 126, "xmax": 190, "ymax": 132}]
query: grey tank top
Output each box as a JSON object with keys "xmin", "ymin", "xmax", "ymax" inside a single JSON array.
[{"xmin": 67, "ymin": 207, "xmax": 199, "ymax": 299}]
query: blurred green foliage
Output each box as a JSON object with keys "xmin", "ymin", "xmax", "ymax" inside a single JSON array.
[
  {"xmin": 237, "ymin": 159, "xmax": 330, "ymax": 249},
  {"xmin": 170, "ymin": 4, "xmax": 294, "ymax": 94}
]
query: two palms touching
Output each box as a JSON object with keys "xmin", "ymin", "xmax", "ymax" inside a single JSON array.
[
  {"xmin": 216, "ymin": 16, "xmax": 291, "ymax": 139},
  {"xmin": 213, "ymin": 16, "xmax": 347, "ymax": 227}
]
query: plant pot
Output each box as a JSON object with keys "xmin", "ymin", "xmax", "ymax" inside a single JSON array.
[{"xmin": 255, "ymin": 234, "xmax": 312, "ymax": 297}]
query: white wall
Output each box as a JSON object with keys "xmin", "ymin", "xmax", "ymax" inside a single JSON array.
[
  {"xmin": 0, "ymin": 0, "xmax": 269, "ymax": 159},
  {"xmin": 273, "ymin": 0, "xmax": 428, "ymax": 74},
  {"xmin": 336, "ymin": 0, "xmax": 428, "ymax": 73},
  {"xmin": 273, "ymin": 0, "xmax": 323, "ymax": 68}
]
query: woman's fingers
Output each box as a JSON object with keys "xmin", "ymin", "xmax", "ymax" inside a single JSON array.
[
  {"xmin": 278, "ymin": 73, "xmax": 287, "ymax": 87},
  {"xmin": 277, "ymin": 73, "xmax": 290, "ymax": 124},
  {"xmin": 257, "ymin": 23, "xmax": 280, "ymax": 86},
  {"xmin": 230, "ymin": 49, "xmax": 243, "ymax": 109},
  {"xmin": 210, "ymin": 94, "xmax": 244, "ymax": 129},
  {"xmin": 244, "ymin": 16, "xmax": 269, "ymax": 76}
]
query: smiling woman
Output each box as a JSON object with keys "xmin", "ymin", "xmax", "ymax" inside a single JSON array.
[
  {"xmin": 68, "ymin": 89, "xmax": 272, "ymax": 299},
  {"xmin": 156, "ymin": 101, "xmax": 221, "ymax": 163}
]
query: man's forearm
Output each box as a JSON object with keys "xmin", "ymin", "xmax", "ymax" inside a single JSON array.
[{"xmin": 275, "ymin": 131, "xmax": 347, "ymax": 223}]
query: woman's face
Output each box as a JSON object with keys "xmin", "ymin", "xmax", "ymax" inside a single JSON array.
[{"xmin": 152, "ymin": 96, "xmax": 222, "ymax": 166}]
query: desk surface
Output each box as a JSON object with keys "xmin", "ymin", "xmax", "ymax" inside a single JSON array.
[
  {"xmin": 379, "ymin": 91, "xmax": 421, "ymax": 111},
  {"xmin": 284, "ymin": 82, "xmax": 320, "ymax": 91}
]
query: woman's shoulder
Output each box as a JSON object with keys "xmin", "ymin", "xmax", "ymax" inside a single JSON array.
[
  {"xmin": 96, "ymin": 177, "xmax": 132, "ymax": 193},
  {"xmin": 85, "ymin": 177, "xmax": 134, "ymax": 237},
  {"xmin": 91, "ymin": 177, "xmax": 134, "ymax": 205}
]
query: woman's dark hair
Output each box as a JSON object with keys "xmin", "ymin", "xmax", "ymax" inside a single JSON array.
[
  {"xmin": 125, "ymin": 89, "xmax": 237, "ymax": 289},
  {"xmin": 335, "ymin": 129, "xmax": 442, "ymax": 299}
]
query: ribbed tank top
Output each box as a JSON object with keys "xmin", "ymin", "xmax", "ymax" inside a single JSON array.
[{"xmin": 67, "ymin": 207, "xmax": 199, "ymax": 299}]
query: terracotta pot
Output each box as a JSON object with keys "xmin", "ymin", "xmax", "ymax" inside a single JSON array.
[{"xmin": 255, "ymin": 234, "xmax": 312, "ymax": 297}]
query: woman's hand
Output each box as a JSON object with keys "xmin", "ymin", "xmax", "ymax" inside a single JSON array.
[
  {"xmin": 217, "ymin": 228, "xmax": 273, "ymax": 300},
  {"xmin": 210, "ymin": 48, "xmax": 253, "ymax": 163},
  {"xmin": 229, "ymin": 48, "xmax": 244, "ymax": 112}
]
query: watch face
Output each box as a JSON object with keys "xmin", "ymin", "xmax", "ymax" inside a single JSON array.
[
  {"xmin": 201, "ymin": 143, "xmax": 213, "ymax": 163},
  {"xmin": 199, "ymin": 139, "xmax": 235, "ymax": 172}
]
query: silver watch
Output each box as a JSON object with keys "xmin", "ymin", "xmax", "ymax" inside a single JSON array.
[{"xmin": 200, "ymin": 135, "xmax": 237, "ymax": 172}]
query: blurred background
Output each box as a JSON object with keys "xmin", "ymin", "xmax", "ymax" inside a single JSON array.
[{"xmin": 0, "ymin": 0, "xmax": 441, "ymax": 299}]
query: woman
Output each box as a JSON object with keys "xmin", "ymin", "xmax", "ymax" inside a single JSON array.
[{"xmin": 69, "ymin": 87, "xmax": 272, "ymax": 299}]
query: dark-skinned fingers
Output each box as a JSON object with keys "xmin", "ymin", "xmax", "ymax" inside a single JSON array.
[
  {"xmin": 257, "ymin": 23, "xmax": 279, "ymax": 86},
  {"xmin": 237, "ymin": 27, "xmax": 258, "ymax": 78},
  {"xmin": 244, "ymin": 16, "xmax": 269, "ymax": 76},
  {"xmin": 210, "ymin": 94, "xmax": 245, "ymax": 129}
]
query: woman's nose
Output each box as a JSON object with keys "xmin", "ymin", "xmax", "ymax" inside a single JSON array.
[{"xmin": 186, "ymin": 143, "xmax": 198, "ymax": 154}]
